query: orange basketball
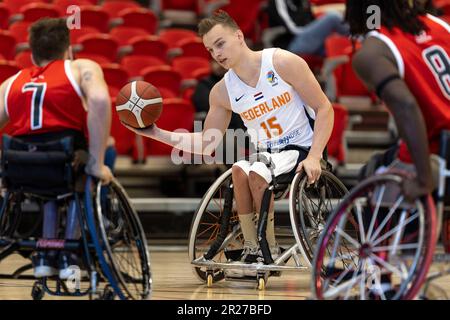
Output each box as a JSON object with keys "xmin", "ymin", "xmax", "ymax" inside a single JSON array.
[{"xmin": 115, "ymin": 80, "xmax": 163, "ymax": 129}]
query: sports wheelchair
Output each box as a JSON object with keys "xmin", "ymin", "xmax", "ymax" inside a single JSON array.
[
  {"xmin": 311, "ymin": 131, "xmax": 450, "ymax": 300},
  {"xmin": 189, "ymin": 149, "xmax": 348, "ymax": 290},
  {"xmin": 0, "ymin": 134, "xmax": 151, "ymax": 300}
]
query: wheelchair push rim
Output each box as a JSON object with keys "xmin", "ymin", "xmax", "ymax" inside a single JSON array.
[
  {"xmin": 289, "ymin": 170, "xmax": 348, "ymax": 267},
  {"xmin": 94, "ymin": 178, "xmax": 152, "ymax": 299},
  {"xmin": 188, "ymin": 168, "xmax": 244, "ymax": 283},
  {"xmin": 312, "ymin": 173, "xmax": 437, "ymax": 300}
]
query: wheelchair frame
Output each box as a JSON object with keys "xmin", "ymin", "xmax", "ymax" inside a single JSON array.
[
  {"xmin": 0, "ymin": 176, "xmax": 151, "ymax": 300},
  {"xmin": 189, "ymin": 162, "xmax": 348, "ymax": 290},
  {"xmin": 311, "ymin": 154, "xmax": 450, "ymax": 300}
]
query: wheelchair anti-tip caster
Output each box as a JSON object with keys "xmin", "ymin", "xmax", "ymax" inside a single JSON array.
[
  {"xmin": 206, "ymin": 271, "xmax": 214, "ymax": 287},
  {"xmin": 101, "ymin": 285, "xmax": 116, "ymax": 300},
  {"xmin": 31, "ymin": 281, "xmax": 45, "ymax": 300},
  {"xmin": 257, "ymin": 273, "xmax": 268, "ymax": 291}
]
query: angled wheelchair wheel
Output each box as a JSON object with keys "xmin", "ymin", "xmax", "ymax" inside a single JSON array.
[
  {"xmin": 311, "ymin": 173, "xmax": 437, "ymax": 300},
  {"xmin": 290, "ymin": 170, "xmax": 348, "ymax": 266},
  {"xmin": 84, "ymin": 177, "xmax": 151, "ymax": 300},
  {"xmin": 188, "ymin": 168, "xmax": 244, "ymax": 283}
]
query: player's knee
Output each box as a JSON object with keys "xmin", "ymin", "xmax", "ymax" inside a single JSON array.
[
  {"xmin": 232, "ymin": 164, "xmax": 248, "ymax": 184},
  {"xmin": 248, "ymin": 171, "xmax": 270, "ymax": 191}
]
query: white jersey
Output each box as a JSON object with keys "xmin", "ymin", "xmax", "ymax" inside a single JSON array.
[{"xmin": 224, "ymin": 48, "xmax": 314, "ymax": 151}]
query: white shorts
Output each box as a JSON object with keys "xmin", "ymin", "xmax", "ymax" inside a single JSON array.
[{"xmin": 233, "ymin": 150, "xmax": 302, "ymax": 184}]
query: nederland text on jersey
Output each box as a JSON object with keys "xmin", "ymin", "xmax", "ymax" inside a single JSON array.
[{"xmin": 239, "ymin": 91, "xmax": 291, "ymax": 122}]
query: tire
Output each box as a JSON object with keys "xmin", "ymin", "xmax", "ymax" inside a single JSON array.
[
  {"xmin": 188, "ymin": 169, "xmax": 244, "ymax": 283},
  {"xmin": 311, "ymin": 173, "xmax": 437, "ymax": 300},
  {"xmin": 290, "ymin": 170, "xmax": 348, "ymax": 266}
]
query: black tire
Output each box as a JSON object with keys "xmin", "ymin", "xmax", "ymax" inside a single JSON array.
[{"xmin": 188, "ymin": 169, "xmax": 243, "ymax": 283}]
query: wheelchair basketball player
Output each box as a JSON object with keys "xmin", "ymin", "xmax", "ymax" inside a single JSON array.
[
  {"xmin": 125, "ymin": 10, "xmax": 334, "ymax": 274},
  {"xmin": 346, "ymin": 0, "xmax": 450, "ymax": 297},
  {"xmin": 0, "ymin": 18, "xmax": 113, "ymax": 279}
]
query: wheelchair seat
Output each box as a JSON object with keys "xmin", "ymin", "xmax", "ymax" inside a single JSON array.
[{"xmin": 1, "ymin": 133, "xmax": 84, "ymax": 198}]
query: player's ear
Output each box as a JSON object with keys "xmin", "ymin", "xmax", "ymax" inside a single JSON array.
[{"xmin": 236, "ymin": 30, "xmax": 244, "ymax": 43}]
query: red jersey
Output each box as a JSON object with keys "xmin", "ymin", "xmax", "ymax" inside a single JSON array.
[
  {"xmin": 368, "ymin": 14, "xmax": 450, "ymax": 162},
  {"xmin": 5, "ymin": 59, "xmax": 87, "ymax": 137}
]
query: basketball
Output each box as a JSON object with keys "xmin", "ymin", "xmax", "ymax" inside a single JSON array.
[{"xmin": 115, "ymin": 80, "xmax": 163, "ymax": 129}]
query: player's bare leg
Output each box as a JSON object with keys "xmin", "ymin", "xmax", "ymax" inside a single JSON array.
[
  {"xmin": 231, "ymin": 166, "xmax": 258, "ymax": 249},
  {"xmin": 248, "ymin": 172, "xmax": 277, "ymax": 251}
]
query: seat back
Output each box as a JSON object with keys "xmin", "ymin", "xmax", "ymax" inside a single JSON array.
[{"xmin": 1, "ymin": 133, "xmax": 78, "ymax": 197}]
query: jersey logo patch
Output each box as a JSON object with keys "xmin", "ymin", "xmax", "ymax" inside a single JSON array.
[
  {"xmin": 267, "ymin": 70, "xmax": 278, "ymax": 86},
  {"xmin": 235, "ymin": 94, "xmax": 245, "ymax": 102}
]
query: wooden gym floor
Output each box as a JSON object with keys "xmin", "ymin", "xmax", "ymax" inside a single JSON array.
[{"xmin": 1, "ymin": 248, "xmax": 450, "ymax": 300}]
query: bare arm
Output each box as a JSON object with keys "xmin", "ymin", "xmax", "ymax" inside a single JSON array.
[
  {"xmin": 127, "ymin": 80, "xmax": 232, "ymax": 155},
  {"xmin": 0, "ymin": 77, "xmax": 12, "ymax": 130},
  {"xmin": 274, "ymin": 49, "xmax": 334, "ymax": 182},
  {"xmin": 75, "ymin": 59, "xmax": 112, "ymax": 182},
  {"xmin": 352, "ymin": 37, "xmax": 432, "ymax": 196}
]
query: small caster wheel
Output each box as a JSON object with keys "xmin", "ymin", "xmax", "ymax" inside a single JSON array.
[
  {"xmin": 257, "ymin": 277, "xmax": 265, "ymax": 291},
  {"xmin": 101, "ymin": 285, "xmax": 116, "ymax": 300},
  {"xmin": 207, "ymin": 273, "xmax": 213, "ymax": 287},
  {"xmin": 31, "ymin": 282, "xmax": 45, "ymax": 300}
]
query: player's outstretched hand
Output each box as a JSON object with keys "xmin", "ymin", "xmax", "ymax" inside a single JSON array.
[
  {"xmin": 296, "ymin": 155, "xmax": 322, "ymax": 185},
  {"xmin": 123, "ymin": 123, "xmax": 158, "ymax": 138},
  {"xmin": 86, "ymin": 164, "xmax": 113, "ymax": 185}
]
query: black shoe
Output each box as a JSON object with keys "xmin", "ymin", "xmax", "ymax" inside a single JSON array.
[
  {"xmin": 58, "ymin": 251, "xmax": 80, "ymax": 280},
  {"xmin": 32, "ymin": 251, "xmax": 58, "ymax": 278}
]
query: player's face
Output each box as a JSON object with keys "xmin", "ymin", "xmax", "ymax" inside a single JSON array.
[{"xmin": 203, "ymin": 24, "xmax": 242, "ymax": 69}]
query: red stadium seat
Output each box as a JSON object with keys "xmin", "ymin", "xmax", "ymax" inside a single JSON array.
[
  {"xmin": 129, "ymin": 36, "xmax": 168, "ymax": 62},
  {"xmin": 161, "ymin": 0, "xmax": 198, "ymax": 11},
  {"xmin": 78, "ymin": 33, "xmax": 119, "ymax": 62},
  {"xmin": 78, "ymin": 6, "xmax": 110, "ymax": 33},
  {"xmin": 101, "ymin": 63, "xmax": 130, "ymax": 98},
  {"xmin": 219, "ymin": 0, "xmax": 265, "ymax": 43},
  {"xmin": 69, "ymin": 26, "xmax": 99, "ymax": 44},
  {"xmin": 3, "ymin": 0, "xmax": 49, "ymax": 15},
  {"xmin": 324, "ymin": 35, "xmax": 371, "ymax": 99},
  {"xmin": 0, "ymin": 4, "xmax": 11, "ymax": 29},
  {"xmin": 0, "ymin": 61, "xmax": 20, "ymax": 83},
  {"xmin": 191, "ymin": 67, "xmax": 211, "ymax": 80},
  {"xmin": 299, "ymin": 54, "xmax": 324, "ymax": 74},
  {"xmin": 171, "ymin": 56, "xmax": 210, "ymax": 80},
  {"xmin": 158, "ymin": 28, "xmax": 198, "ymax": 49},
  {"xmin": 117, "ymin": 8, "xmax": 158, "ymax": 34},
  {"xmin": 75, "ymin": 53, "xmax": 112, "ymax": 64},
  {"xmin": 142, "ymin": 65, "xmax": 182, "ymax": 98},
  {"xmin": 120, "ymin": 55, "xmax": 166, "ymax": 78},
  {"xmin": 328, "ymin": 103, "xmax": 348, "ymax": 164},
  {"xmin": 146, "ymin": 98, "xmax": 195, "ymax": 156},
  {"xmin": 101, "ymin": 0, "xmax": 140, "ymax": 19},
  {"xmin": 177, "ymin": 37, "xmax": 210, "ymax": 59},
  {"xmin": 14, "ymin": 50, "xmax": 33, "ymax": 68},
  {"xmin": 54, "ymin": 0, "xmax": 95, "ymax": 15},
  {"xmin": 110, "ymin": 96, "xmax": 137, "ymax": 156},
  {"xmin": 19, "ymin": 3, "xmax": 60, "ymax": 22},
  {"xmin": 0, "ymin": 31, "xmax": 16, "ymax": 60},
  {"xmin": 8, "ymin": 21, "xmax": 31, "ymax": 45},
  {"xmin": 110, "ymin": 26, "xmax": 150, "ymax": 46}
]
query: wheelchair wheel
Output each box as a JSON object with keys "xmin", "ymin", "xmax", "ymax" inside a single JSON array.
[
  {"xmin": 290, "ymin": 170, "xmax": 348, "ymax": 266},
  {"xmin": 311, "ymin": 173, "xmax": 437, "ymax": 300},
  {"xmin": 94, "ymin": 178, "xmax": 152, "ymax": 300},
  {"xmin": 188, "ymin": 168, "xmax": 244, "ymax": 283},
  {"xmin": 84, "ymin": 177, "xmax": 151, "ymax": 300}
]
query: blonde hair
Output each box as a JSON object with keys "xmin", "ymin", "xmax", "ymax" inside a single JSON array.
[{"xmin": 198, "ymin": 10, "xmax": 239, "ymax": 37}]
